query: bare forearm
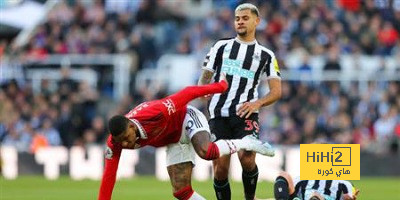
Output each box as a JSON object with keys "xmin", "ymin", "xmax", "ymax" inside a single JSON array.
[
  {"xmin": 198, "ymin": 70, "xmax": 214, "ymax": 85},
  {"xmin": 257, "ymin": 91, "xmax": 281, "ymax": 107},
  {"xmin": 257, "ymin": 79, "xmax": 281, "ymax": 107}
]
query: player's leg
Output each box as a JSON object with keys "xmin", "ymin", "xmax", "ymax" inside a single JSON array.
[
  {"xmin": 168, "ymin": 162, "xmax": 193, "ymax": 198},
  {"xmin": 167, "ymin": 74, "xmax": 227, "ymax": 110},
  {"xmin": 167, "ymin": 162, "xmax": 206, "ymax": 200},
  {"xmin": 238, "ymin": 151, "xmax": 258, "ymax": 200},
  {"xmin": 185, "ymin": 106, "xmax": 274, "ymax": 160},
  {"xmin": 166, "ymin": 138, "xmax": 206, "ymax": 200},
  {"xmin": 232, "ymin": 114, "xmax": 261, "ymax": 200},
  {"xmin": 182, "ymin": 106, "xmax": 275, "ymax": 200},
  {"xmin": 274, "ymin": 171, "xmax": 295, "ymax": 200},
  {"xmin": 209, "ymin": 116, "xmax": 232, "ymax": 200},
  {"xmin": 212, "ymin": 156, "xmax": 231, "ymax": 200}
]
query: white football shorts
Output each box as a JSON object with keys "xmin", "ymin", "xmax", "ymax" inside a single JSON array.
[{"xmin": 166, "ymin": 105, "xmax": 210, "ymax": 167}]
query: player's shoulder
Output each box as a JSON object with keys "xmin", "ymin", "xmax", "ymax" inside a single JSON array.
[
  {"xmin": 105, "ymin": 136, "xmax": 121, "ymax": 158},
  {"xmin": 217, "ymin": 37, "xmax": 234, "ymax": 42},
  {"xmin": 212, "ymin": 37, "xmax": 234, "ymax": 47},
  {"xmin": 257, "ymin": 43, "xmax": 276, "ymax": 57},
  {"xmin": 340, "ymin": 180, "xmax": 354, "ymax": 189}
]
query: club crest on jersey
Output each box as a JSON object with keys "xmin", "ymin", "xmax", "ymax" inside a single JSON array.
[
  {"xmin": 105, "ymin": 147, "xmax": 113, "ymax": 159},
  {"xmin": 162, "ymin": 99, "xmax": 176, "ymax": 115},
  {"xmin": 253, "ymin": 53, "xmax": 261, "ymax": 61}
]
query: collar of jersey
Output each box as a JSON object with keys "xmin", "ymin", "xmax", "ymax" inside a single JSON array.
[
  {"xmin": 129, "ymin": 119, "xmax": 148, "ymax": 139},
  {"xmin": 235, "ymin": 37, "xmax": 257, "ymax": 45}
]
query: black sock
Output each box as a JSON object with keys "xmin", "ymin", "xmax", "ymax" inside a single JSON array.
[
  {"xmin": 274, "ymin": 176, "xmax": 290, "ymax": 200},
  {"xmin": 214, "ymin": 178, "xmax": 231, "ymax": 200},
  {"xmin": 242, "ymin": 165, "xmax": 259, "ymax": 200}
]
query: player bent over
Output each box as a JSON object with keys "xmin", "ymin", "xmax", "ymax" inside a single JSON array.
[
  {"xmin": 98, "ymin": 75, "xmax": 275, "ymax": 200},
  {"xmin": 274, "ymin": 171, "xmax": 360, "ymax": 200}
]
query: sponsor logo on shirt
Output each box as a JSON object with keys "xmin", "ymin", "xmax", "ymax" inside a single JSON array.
[
  {"xmin": 221, "ymin": 59, "xmax": 255, "ymax": 79},
  {"xmin": 162, "ymin": 99, "xmax": 176, "ymax": 115}
]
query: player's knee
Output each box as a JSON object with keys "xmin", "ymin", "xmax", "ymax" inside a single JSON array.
[
  {"xmin": 274, "ymin": 176, "xmax": 290, "ymax": 200},
  {"xmin": 278, "ymin": 171, "xmax": 291, "ymax": 180},
  {"xmin": 195, "ymin": 145, "xmax": 208, "ymax": 160},
  {"xmin": 213, "ymin": 165, "xmax": 230, "ymax": 179},
  {"xmin": 194, "ymin": 141, "xmax": 219, "ymax": 160},
  {"xmin": 239, "ymin": 154, "xmax": 256, "ymax": 171}
]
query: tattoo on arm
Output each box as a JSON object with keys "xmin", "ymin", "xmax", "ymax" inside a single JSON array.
[{"xmin": 198, "ymin": 70, "xmax": 214, "ymax": 85}]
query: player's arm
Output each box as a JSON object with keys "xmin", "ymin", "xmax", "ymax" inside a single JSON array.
[
  {"xmin": 199, "ymin": 39, "xmax": 231, "ymax": 86},
  {"xmin": 98, "ymin": 139, "xmax": 122, "ymax": 200},
  {"xmin": 198, "ymin": 69, "xmax": 214, "ymax": 86},
  {"xmin": 198, "ymin": 46, "xmax": 215, "ymax": 86},
  {"xmin": 342, "ymin": 181, "xmax": 360, "ymax": 200},
  {"xmin": 238, "ymin": 55, "xmax": 281, "ymax": 118},
  {"xmin": 255, "ymin": 78, "xmax": 281, "ymax": 107},
  {"xmin": 197, "ymin": 42, "xmax": 220, "ymax": 102}
]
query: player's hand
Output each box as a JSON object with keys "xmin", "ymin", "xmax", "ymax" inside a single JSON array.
[
  {"xmin": 353, "ymin": 189, "xmax": 360, "ymax": 200},
  {"xmin": 237, "ymin": 101, "xmax": 262, "ymax": 118},
  {"xmin": 343, "ymin": 189, "xmax": 360, "ymax": 200}
]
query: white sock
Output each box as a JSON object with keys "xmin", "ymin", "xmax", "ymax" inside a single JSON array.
[
  {"xmin": 214, "ymin": 139, "xmax": 246, "ymax": 156},
  {"xmin": 188, "ymin": 191, "xmax": 206, "ymax": 200}
]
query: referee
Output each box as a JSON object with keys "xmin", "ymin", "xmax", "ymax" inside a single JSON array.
[{"xmin": 198, "ymin": 3, "xmax": 281, "ymax": 200}]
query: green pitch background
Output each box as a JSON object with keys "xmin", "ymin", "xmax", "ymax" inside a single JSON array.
[{"xmin": 1, "ymin": 176, "xmax": 399, "ymax": 199}]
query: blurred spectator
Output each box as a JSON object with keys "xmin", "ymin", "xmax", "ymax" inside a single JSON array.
[
  {"xmin": 324, "ymin": 46, "xmax": 341, "ymax": 70},
  {"xmin": 373, "ymin": 106, "xmax": 398, "ymax": 153},
  {"xmin": 91, "ymin": 115, "xmax": 106, "ymax": 143},
  {"xmin": 377, "ymin": 21, "xmax": 399, "ymax": 55},
  {"xmin": 58, "ymin": 67, "xmax": 77, "ymax": 101},
  {"xmin": 38, "ymin": 118, "xmax": 61, "ymax": 146}
]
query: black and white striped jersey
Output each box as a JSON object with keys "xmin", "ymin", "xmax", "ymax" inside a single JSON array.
[
  {"xmin": 292, "ymin": 177, "xmax": 355, "ymax": 200},
  {"xmin": 202, "ymin": 37, "xmax": 281, "ymax": 119}
]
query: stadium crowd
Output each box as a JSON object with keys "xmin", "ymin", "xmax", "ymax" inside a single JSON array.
[{"xmin": 0, "ymin": 0, "xmax": 399, "ymax": 154}]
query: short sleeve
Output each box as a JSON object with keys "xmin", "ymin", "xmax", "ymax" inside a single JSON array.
[
  {"xmin": 202, "ymin": 45, "xmax": 217, "ymax": 72},
  {"xmin": 202, "ymin": 39, "xmax": 230, "ymax": 72},
  {"xmin": 264, "ymin": 52, "xmax": 281, "ymax": 79}
]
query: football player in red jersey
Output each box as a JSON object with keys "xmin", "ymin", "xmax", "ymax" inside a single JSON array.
[{"xmin": 98, "ymin": 74, "xmax": 275, "ymax": 200}]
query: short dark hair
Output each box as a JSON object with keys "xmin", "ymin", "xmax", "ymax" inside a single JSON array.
[{"xmin": 108, "ymin": 115, "xmax": 129, "ymax": 137}]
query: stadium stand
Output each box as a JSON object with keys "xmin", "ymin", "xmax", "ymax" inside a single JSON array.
[{"xmin": 0, "ymin": 0, "xmax": 399, "ymax": 157}]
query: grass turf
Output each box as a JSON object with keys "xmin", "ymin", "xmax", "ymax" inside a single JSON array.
[{"xmin": 1, "ymin": 176, "xmax": 399, "ymax": 199}]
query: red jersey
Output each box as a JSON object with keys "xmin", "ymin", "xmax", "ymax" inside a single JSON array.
[{"xmin": 98, "ymin": 98, "xmax": 187, "ymax": 200}]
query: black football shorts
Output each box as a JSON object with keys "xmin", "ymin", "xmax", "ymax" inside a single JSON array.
[{"xmin": 209, "ymin": 113, "xmax": 259, "ymax": 140}]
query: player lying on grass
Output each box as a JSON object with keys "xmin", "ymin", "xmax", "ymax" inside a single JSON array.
[
  {"xmin": 98, "ymin": 74, "xmax": 275, "ymax": 200},
  {"xmin": 274, "ymin": 171, "xmax": 360, "ymax": 200}
]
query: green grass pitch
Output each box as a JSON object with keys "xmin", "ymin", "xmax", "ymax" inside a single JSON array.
[{"xmin": 1, "ymin": 176, "xmax": 399, "ymax": 199}]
